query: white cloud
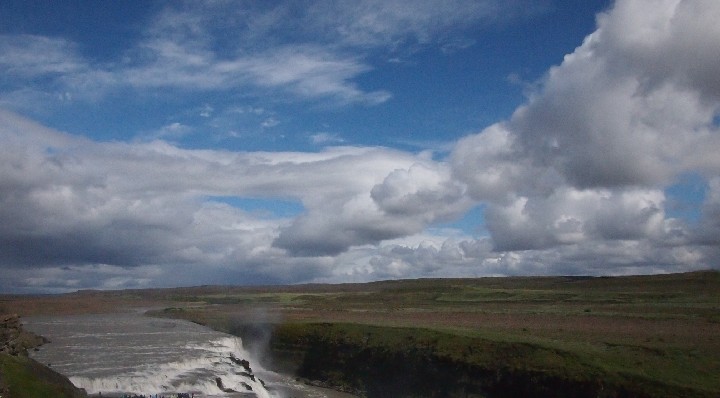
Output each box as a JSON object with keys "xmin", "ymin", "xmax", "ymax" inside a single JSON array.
[
  {"xmin": 142, "ymin": 122, "xmax": 193, "ymax": 141},
  {"xmin": 0, "ymin": 35, "xmax": 119, "ymax": 106},
  {"xmin": 241, "ymin": 46, "xmax": 392, "ymax": 105},
  {"xmin": 453, "ymin": 0, "xmax": 720, "ymax": 207},
  {"xmin": 0, "ymin": 35, "xmax": 86, "ymax": 77},
  {"xmin": 506, "ymin": 0, "xmax": 720, "ymax": 189},
  {"xmin": 484, "ymin": 188, "xmax": 669, "ymax": 251},
  {"xmin": 310, "ymin": 132, "xmax": 345, "ymax": 145},
  {"xmin": 0, "ymin": 1, "xmax": 541, "ymax": 111},
  {"xmin": 451, "ymin": 124, "xmax": 542, "ymax": 203},
  {"xmin": 199, "ymin": 104, "xmax": 214, "ymax": 118},
  {"xmin": 446, "ymin": 0, "xmax": 720, "ymax": 276},
  {"xmin": 302, "ymin": 0, "xmax": 533, "ymax": 48},
  {"xmin": 371, "ymin": 161, "xmax": 473, "ymax": 221},
  {"xmin": 2, "ymin": 1, "xmax": 720, "ymax": 292},
  {"xmin": 0, "ymin": 9, "xmax": 393, "ymax": 109},
  {"xmin": 260, "ymin": 117, "xmax": 280, "ymax": 128},
  {"xmin": 122, "ymin": 39, "xmax": 392, "ymax": 104},
  {"xmin": 0, "ymin": 110, "xmax": 455, "ymax": 288}
]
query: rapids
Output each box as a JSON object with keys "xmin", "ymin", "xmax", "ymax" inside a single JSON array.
[{"xmin": 24, "ymin": 313, "xmax": 273, "ymax": 397}]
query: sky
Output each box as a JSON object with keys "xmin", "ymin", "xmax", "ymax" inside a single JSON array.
[{"xmin": 0, "ymin": 0, "xmax": 718, "ymax": 293}]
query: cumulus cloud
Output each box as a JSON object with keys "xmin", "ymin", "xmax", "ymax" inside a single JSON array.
[
  {"xmin": 484, "ymin": 188, "xmax": 668, "ymax": 251},
  {"xmin": 271, "ymin": 150, "xmax": 473, "ymax": 256},
  {"xmin": 451, "ymin": 0, "xmax": 720, "ymax": 211},
  {"xmin": 455, "ymin": 0, "xmax": 720, "ymax": 196},
  {"xmin": 446, "ymin": 0, "xmax": 720, "ymax": 275},
  {"xmin": 508, "ymin": 0, "xmax": 720, "ymax": 189},
  {"xmin": 451, "ymin": 124, "xmax": 541, "ymax": 203},
  {"xmin": 288, "ymin": 0, "xmax": 720, "ymax": 284},
  {"xmin": 0, "ymin": 110, "xmax": 462, "ymax": 289},
  {"xmin": 371, "ymin": 160, "xmax": 472, "ymax": 220},
  {"xmin": 2, "ymin": 0, "xmax": 720, "ymax": 292}
]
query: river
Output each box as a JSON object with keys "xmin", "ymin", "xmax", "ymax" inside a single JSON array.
[{"xmin": 23, "ymin": 313, "xmax": 356, "ymax": 398}]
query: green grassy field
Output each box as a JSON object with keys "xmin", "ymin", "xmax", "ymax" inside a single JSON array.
[
  {"xmin": 4, "ymin": 270, "xmax": 719, "ymax": 397},
  {"xmin": 141, "ymin": 271, "xmax": 720, "ymax": 397},
  {"xmin": 0, "ymin": 353, "xmax": 88, "ymax": 398}
]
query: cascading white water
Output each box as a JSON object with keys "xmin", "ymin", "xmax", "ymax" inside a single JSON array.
[
  {"xmin": 67, "ymin": 337, "xmax": 271, "ymax": 397},
  {"xmin": 24, "ymin": 313, "xmax": 275, "ymax": 397}
]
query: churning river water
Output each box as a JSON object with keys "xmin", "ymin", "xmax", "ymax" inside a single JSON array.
[{"xmin": 23, "ymin": 313, "xmax": 354, "ymax": 398}]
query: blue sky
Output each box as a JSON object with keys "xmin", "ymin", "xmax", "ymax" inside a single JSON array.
[
  {"xmin": 1, "ymin": 0, "xmax": 608, "ymax": 153},
  {"xmin": 1, "ymin": 0, "xmax": 718, "ymax": 293}
]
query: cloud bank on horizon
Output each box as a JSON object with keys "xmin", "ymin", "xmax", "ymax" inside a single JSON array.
[{"xmin": 1, "ymin": 0, "xmax": 719, "ymax": 293}]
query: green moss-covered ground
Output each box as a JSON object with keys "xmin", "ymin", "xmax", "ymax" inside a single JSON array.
[
  {"xmin": 265, "ymin": 322, "xmax": 710, "ymax": 398},
  {"xmin": 0, "ymin": 353, "xmax": 86, "ymax": 398}
]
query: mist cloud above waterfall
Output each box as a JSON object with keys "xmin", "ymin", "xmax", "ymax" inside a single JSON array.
[{"xmin": 1, "ymin": 0, "xmax": 719, "ymax": 292}]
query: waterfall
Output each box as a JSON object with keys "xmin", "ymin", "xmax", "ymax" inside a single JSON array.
[
  {"xmin": 68, "ymin": 336, "xmax": 271, "ymax": 397},
  {"xmin": 24, "ymin": 314, "xmax": 275, "ymax": 397}
]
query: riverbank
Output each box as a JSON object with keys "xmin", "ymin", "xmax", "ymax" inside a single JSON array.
[
  {"xmin": 3, "ymin": 271, "xmax": 719, "ymax": 397},
  {"xmin": 0, "ymin": 313, "xmax": 87, "ymax": 398}
]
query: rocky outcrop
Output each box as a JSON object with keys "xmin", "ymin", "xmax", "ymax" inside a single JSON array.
[
  {"xmin": 0, "ymin": 313, "xmax": 47, "ymax": 356},
  {"xmin": 229, "ymin": 353, "xmax": 252, "ymax": 373},
  {"xmin": 214, "ymin": 376, "xmax": 237, "ymax": 393}
]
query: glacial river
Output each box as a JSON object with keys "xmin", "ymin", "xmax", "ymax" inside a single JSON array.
[{"xmin": 23, "ymin": 313, "xmax": 355, "ymax": 398}]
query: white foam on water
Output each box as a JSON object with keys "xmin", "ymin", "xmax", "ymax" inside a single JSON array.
[
  {"xmin": 70, "ymin": 336, "xmax": 271, "ymax": 397},
  {"xmin": 25, "ymin": 314, "xmax": 275, "ymax": 397}
]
